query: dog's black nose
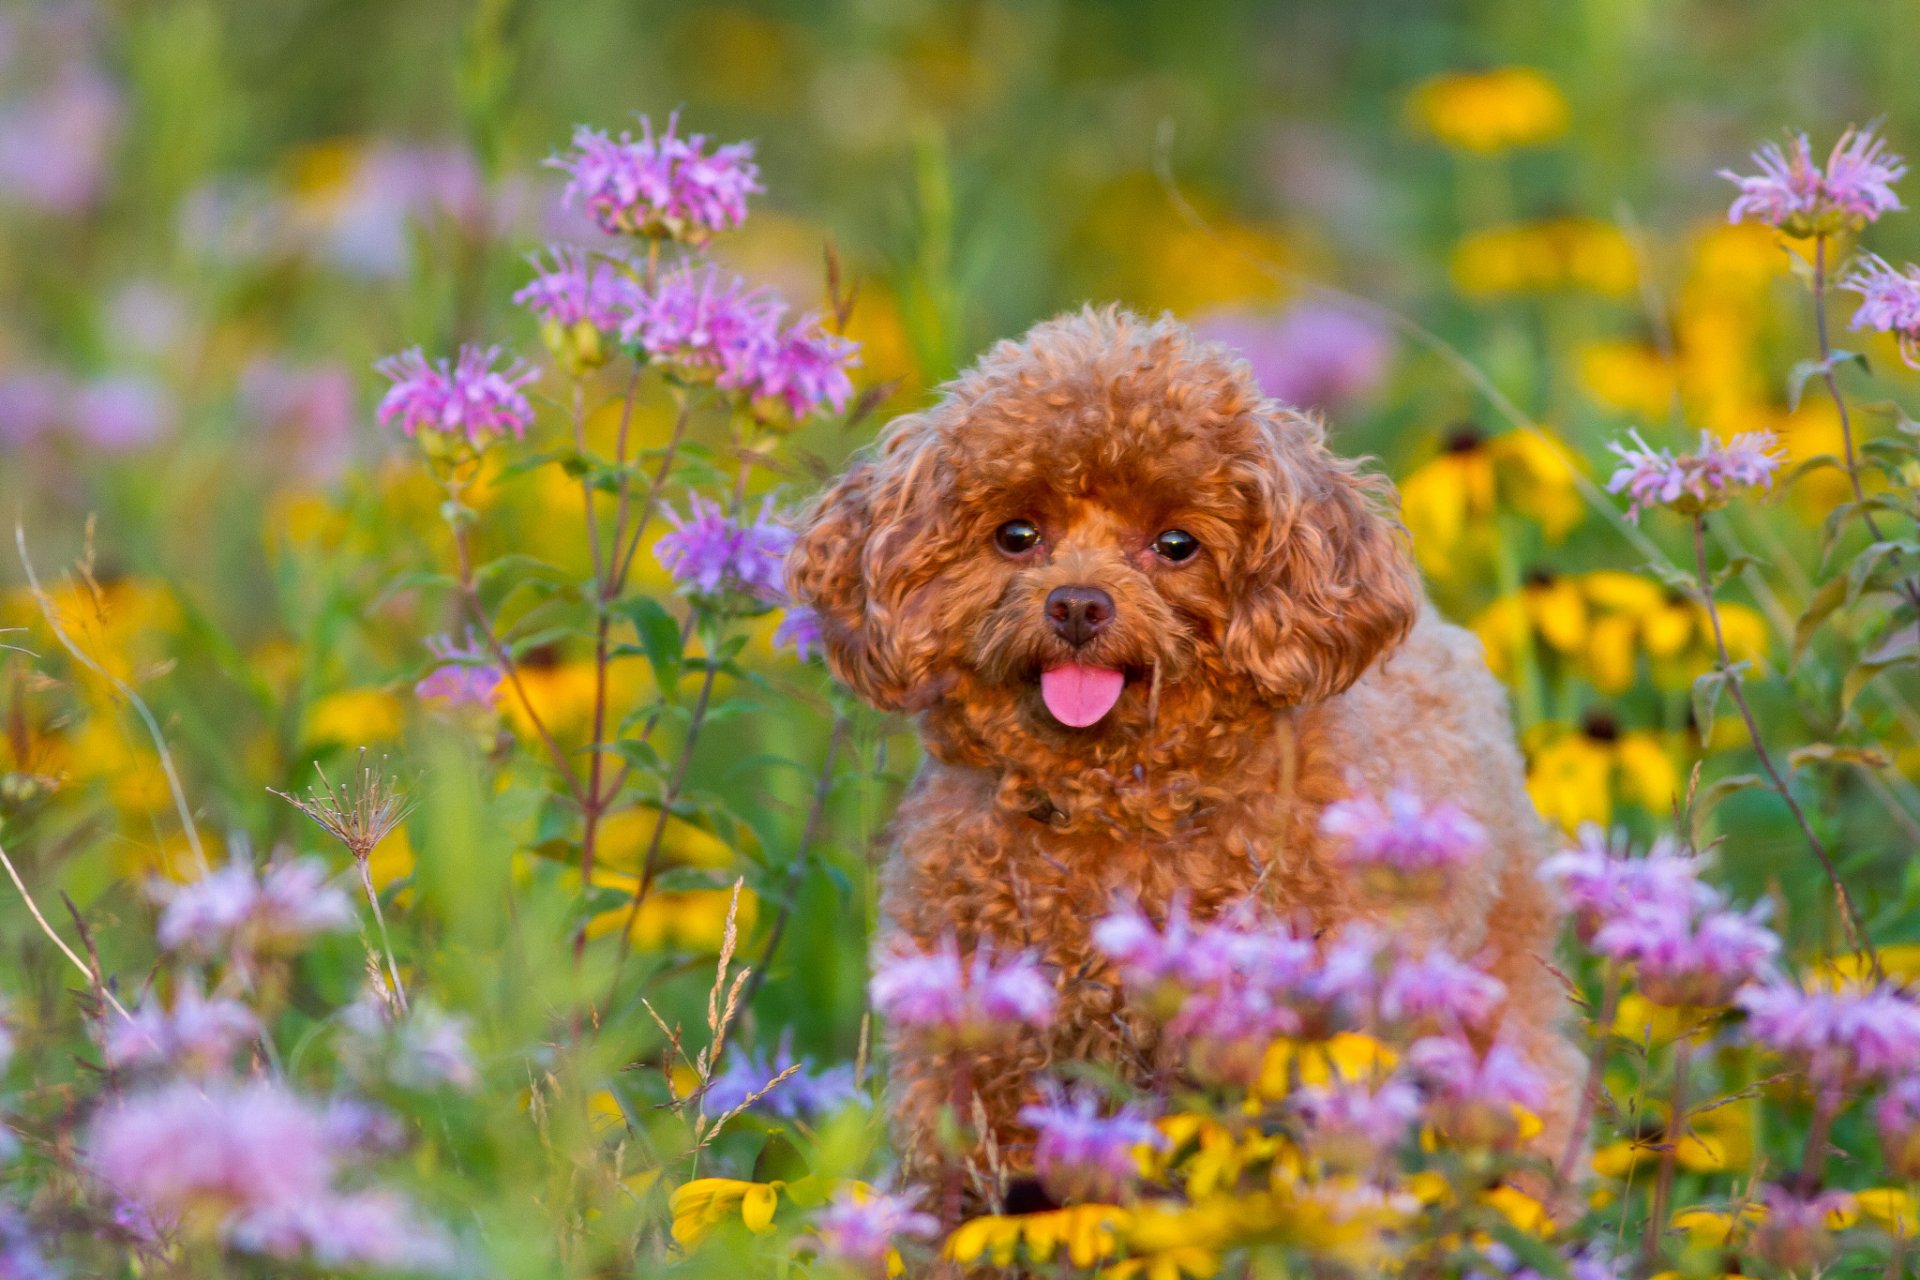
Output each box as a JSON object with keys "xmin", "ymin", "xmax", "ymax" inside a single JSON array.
[{"xmin": 1046, "ymin": 585, "xmax": 1114, "ymax": 647}]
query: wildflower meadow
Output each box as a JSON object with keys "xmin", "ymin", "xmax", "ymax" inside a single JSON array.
[{"xmin": 8, "ymin": 3, "xmax": 1920, "ymax": 1277}]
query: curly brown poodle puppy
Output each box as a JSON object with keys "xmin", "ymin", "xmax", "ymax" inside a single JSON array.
[{"xmin": 788, "ymin": 306, "xmax": 1577, "ymax": 1195}]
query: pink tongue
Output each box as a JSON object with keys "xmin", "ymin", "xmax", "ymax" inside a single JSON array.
[{"xmin": 1040, "ymin": 664, "xmax": 1126, "ymax": 727}]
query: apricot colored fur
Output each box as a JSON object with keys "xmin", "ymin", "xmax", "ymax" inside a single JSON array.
[{"xmin": 788, "ymin": 306, "xmax": 1579, "ymax": 1197}]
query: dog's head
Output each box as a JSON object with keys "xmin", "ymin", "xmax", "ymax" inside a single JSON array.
[{"xmin": 787, "ymin": 307, "xmax": 1418, "ymax": 753}]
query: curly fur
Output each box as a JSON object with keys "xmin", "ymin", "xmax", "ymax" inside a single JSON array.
[{"xmin": 788, "ymin": 306, "xmax": 1578, "ymax": 1197}]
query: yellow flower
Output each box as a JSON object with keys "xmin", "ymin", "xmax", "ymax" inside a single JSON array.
[
  {"xmin": 1399, "ymin": 425, "xmax": 1584, "ymax": 578},
  {"xmin": 1473, "ymin": 569, "xmax": 1591, "ymax": 684},
  {"xmin": 1593, "ymin": 1097, "xmax": 1752, "ymax": 1178},
  {"xmin": 584, "ymin": 877, "xmax": 758, "ymax": 953},
  {"xmin": 1856, "ymin": 1188, "xmax": 1917, "ymax": 1232},
  {"xmin": 304, "ymin": 688, "xmax": 404, "ymax": 749},
  {"xmin": 1406, "ymin": 68, "xmax": 1568, "ymax": 152},
  {"xmin": 669, "ymin": 1177, "xmax": 781, "ymax": 1248},
  {"xmin": 946, "ymin": 1206, "xmax": 1128, "ymax": 1269},
  {"xmin": 1109, "ymin": 1247, "xmax": 1223, "ymax": 1280},
  {"xmin": 1257, "ymin": 1033, "xmax": 1398, "ymax": 1100},
  {"xmin": 1526, "ymin": 713, "xmax": 1678, "ymax": 832},
  {"xmin": 1814, "ymin": 944, "xmax": 1920, "ymax": 989},
  {"xmin": 1579, "ymin": 341, "xmax": 1679, "ymax": 420},
  {"xmin": 1574, "ymin": 572, "xmax": 1768, "ymax": 696},
  {"xmin": 1482, "ymin": 1185, "xmax": 1554, "ymax": 1236},
  {"xmin": 1452, "ymin": 217, "xmax": 1637, "ymax": 297}
]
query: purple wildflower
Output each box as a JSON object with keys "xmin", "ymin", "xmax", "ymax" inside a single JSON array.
[
  {"xmin": 1748, "ymin": 1184, "xmax": 1852, "ymax": 1274},
  {"xmin": 1018, "ymin": 1086, "xmax": 1165, "ymax": 1203},
  {"xmin": 374, "ymin": 345, "xmax": 537, "ymax": 449},
  {"xmin": 1540, "ymin": 827, "xmax": 1713, "ymax": 944},
  {"xmin": 72, "ymin": 375, "xmax": 173, "ymax": 451},
  {"xmin": 703, "ymin": 1032, "xmax": 864, "ymax": 1119},
  {"xmin": 654, "ymin": 495, "xmax": 793, "ymax": 602},
  {"xmin": 622, "ymin": 261, "xmax": 780, "ymax": 382},
  {"xmin": 1737, "ymin": 980, "xmax": 1920, "ymax": 1095},
  {"xmin": 1191, "ymin": 302, "xmax": 1396, "ymax": 411},
  {"xmin": 1319, "ymin": 784, "xmax": 1485, "ymax": 897},
  {"xmin": 153, "ymin": 857, "xmax": 354, "ymax": 962},
  {"xmin": 1291, "ymin": 1076, "xmax": 1422, "ymax": 1172},
  {"xmin": 0, "ymin": 64, "xmax": 121, "ymax": 215},
  {"xmin": 809, "ymin": 1185, "xmax": 938, "ymax": 1279},
  {"xmin": 344, "ymin": 999, "xmax": 478, "ymax": 1092},
  {"xmin": 416, "ymin": 631, "xmax": 503, "ymax": 712},
  {"xmin": 738, "ymin": 314, "xmax": 859, "ymax": 421},
  {"xmin": 0, "ymin": 1202, "xmax": 53, "ymax": 1280},
  {"xmin": 513, "ymin": 246, "xmax": 643, "ymax": 333},
  {"xmin": 230, "ymin": 1189, "xmax": 456, "ymax": 1272},
  {"xmin": 1407, "ymin": 1036, "xmax": 1549, "ymax": 1149},
  {"xmin": 773, "ymin": 605, "xmax": 824, "ymax": 661},
  {"xmin": 238, "ymin": 359, "xmax": 357, "ymax": 480},
  {"xmin": 102, "ymin": 981, "xmax": 261, "ymax": 1076},
  {"xmin": 1722, "ymin": 126, "xmax": 1906, "ymax": 235},
  {"xmin": 1592, "ymin": 897, "xmax": 1779, "ymax": 1007},
  {"xmin": 1375, "ymin": 947, "xmax": 1507, "ymax": 1035},
  {"xmin": 549, "ymin": 114, "xmax": 760, "ymax": 243},
  {"xmin": 1841, "ymin": 253, "xmax": 1920, "ymax": 368},
  {"xmin": 868, "ymin": 937, "xmax": 1055, "ymax": 1047},
  {"xmin": 0, "ymin": 369, "xmax": 68, "ymax": 447},
  {"xmin": 1605, "ymin": 427, "xmax": 1782, "ymax": 522},
  {"xmin": 1878, "ymin": 1075, "xmax": 1920, "ymax": 1180}
]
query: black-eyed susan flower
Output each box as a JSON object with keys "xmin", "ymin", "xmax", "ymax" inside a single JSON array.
[
  {"xmin": 1576, "ymin": 572, "xmax": 1767, "ymax": 695},
  {"xmin": 1578, "ymin": 340, "xmax": 1679, "ymax": 421},
  {"xmin": 944, "ymin": 1204, "xmax": 1129, "ymax": 1270},
  {"xmin": 669, "ymin": 1177, "xmax": 783, "ymax": 1247},
  {"xmin": 1398, "ymin": 425, "xmax": 1584, "ymax": 578},
  {"xmin": 1473, "ymin": 568, "xmax": 1591, "ymax": 684},
  {"xmin": 1405, "ymin": 68, "xmax": 1568, "ymax": 153},
  {"xmin": 1451, "ymin": 218, "xmax": 1636, "ymax": 297},
  {"xmin": 1525, "ymin": 712, "xmax": 1678, "ymax": 832}
]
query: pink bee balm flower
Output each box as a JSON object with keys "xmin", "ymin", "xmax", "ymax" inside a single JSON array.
[
  {"xmin": 1320, "ymin": 784, "xmax": 1485, "ymax": 897},
  {"xmin": 230, "ymin": 1189, "xmax": 456, "ymax": 1272},
  {"xmin": 868, "ymin": 937, "xmax": 1055, "ymax": 1047},
  {"xmin": 1605, "ymin": 427, "xmax": 1782, "ymax": 522},
  {"xmin": 102, "ymin": 981, "xmax": 261, "ymax": 1076},
  {"xmin": 1191, "ymin": 302, "xmax": 1396, "ymax": 411},
  {"xmin": 1878, "ymin": 1075, "xmax": 1920, "ymax": 1180},
  {"xmin": 738, "ymin": 314, "xmax": 860, "ymax": 421},
  {"xmin": 622, "ymin": 261, "xmax": 780, "ymax": 382},
  {"xmin": 1375, "ymin": 947, "xmax": 1507, "ymax": 1035},
  {"xmin": 415, "ymin": 631, "xmax": 503, "ymax": 711},
  {"xmin": 1747, "ymin": 1184, "xmax": 1854, "ymax": 1275},
  {"xmin": 1722, "ymin": 126, "xmax": 1906, "ymax": 236},
  {"xmin": 654, "ymin": 494, "xmax": 794, "ymax": 602},
  {"xmin": 374, "ymin": 344, "xmax": 537, "ymax": 449},
  {"xmin": 512, "ymin": 245, "xmax": 641, "ymax": 331},
  {"xmin": 1408, "ymin": 1036, "xmax": 1549, "ymax": 1150},
  {"xmin": 1540, "ymin": 826, "xmax": 1713, "ymax": 944},
  {"xmin": 1736, "ymin": 980, "xmax": 1920, "ymax": 1095},
  {"xmin": 549, "ymin": 114, "xmax": 760, "ymax": 243},
  {"xmin": 1017, "ymin": 1086, "xmax": 1165, "ymax": 1203},
  {"xmin": 773, "ymin": 605, "xmax": 823, "ymax": 662},
  {"xmin": 154, "ymin": 858, "xmax": 354, "ymax": 962},
  {"xmin": 1841, "ymin": 253, "xmax": 1920, "ymax": 368},
  {"xmin": 1291, "ymin": 1076, "xmax": 1422, "ymax": 1173},
  {"xmin": 808, "ymin": 1185, "xmax": 938, "ymax": 1279},
  {"xmin": 1592, "ymin": 897, "xmax": 1779, "ymax": 1008}
]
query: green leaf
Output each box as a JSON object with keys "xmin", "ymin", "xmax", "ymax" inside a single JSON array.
[
  {"xmin": 1784, "ymin": 453, "xmax": 1845, "ymax": 485},
  {"xmin": 1846, "ymin": 540, "xmax": 1920, "ymax": 607},
  {"xmin": 474, "ymin": 553, "xmax": 576, "ymax": 615},
  {"xmin": 1795, "ymin": 574, "xmax": 1850, "ymax": 658},
  {"xmin": 1692, "ymin": 669, "xmax": 1728, "ymax": 741},
  {"xmin": 1694, "ymin": 772, "xmax": 1764, "ymax": 822},
  {"xmin": 610, "ymin": 738, "xmax": 664, "ymax": 773},
  {"xmin": 1788, "ymin": 349, "xmax": 1869, "ymax": 410},
  {"xmin": 615, "ymin": 596, "xmax": 685, "ymax": 694},
  {"xmin": 1789, "ymin": 742, "xmax": 1892, "ymax": 770}
]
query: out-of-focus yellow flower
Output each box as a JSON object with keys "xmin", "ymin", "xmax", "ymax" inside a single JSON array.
[
  {"xmin": 1579, "ymin": 341, "xmax": 1679, "ymax": 420},
  {"xmin": 1669, "ymin": 1201, "xmax": 1763, "ymax": 1247},
  {"xmin": 946, "ymin": 1205, "xmax": 1128, "ymax": 1269},
  {"xmin": 1814, "ymin": 944, "xmax": 1920, "ymax": 989},
  {"xmin": 8, "ymin": 579, "xmax": 180, "ymax": 693},
  {"xmin": 303, "ymin": 688, "xmax": 404, "ymax": 748},
  {"xmin": 62, "ymin": 718, "xmax": 173, "ymax": 816},
  {"xmin": 500, "ymin": 653, "xmax": 654, "ymax": 742},
  {"xmin": 1473, "ymin": 569, "xmax": 1590, "ymax": 682},
  {"xmin": 1482, "ymin": 1185, "xmax": 1554, "ymax": 1236},
  {"xmin": 1856, "ymin": 1187, "xmax": 1917, "ymax": 1232},
  {"xmin": 669, "ymin": 1177, "xmax": 781, "ymax": 1247},
  {"xmin": 1108, "ymin": 1246, "xmax": 1222, "ymax": 1280},
  {"xmin": 1593, "ymin": 1098, "xmax": 1751, "ymax": 1179},
  {"xmin": 366, "ymin": 826, "xmax": 413, "ymax": 896},
  {"xmin": 1153, "ymin": 1115, "xmax": 1290, "ymax": 1198},
  {"xmin": 1579, "ymin": 575, "xmax": 1767, "ymax": 696},
  {"xmin": 1257, "ymin": 1033, "xmax": 1397, "ymax": 1100},
  {"xmin": 1452, "ymin": 218, "xmax": 1636, "ymax": 297},
  {"xmin": 593, "ymin": 805, "xmax": 740, "ymax": 873},
  {"xmin": 1772, "ymin": 397, "xmax": 1857, "ymax": 510},
  {"xmin": 1400, "ymin": 426, "xmax": 1584, "ymax": 578},
  {"xmin": 1405, "ymin": 68, "xmax": 1568, "ymax": 152},
  {"xmin": 584, "ymin": 876, "xmax": 757, "ymax": 953},
  {"xmin": 1526, "ymin": 713, "xmax": 1678, "ymax": 831}
]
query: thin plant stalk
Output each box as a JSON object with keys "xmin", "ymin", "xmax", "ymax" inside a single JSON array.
[
  {"xmin": 356, "ymin": 860, "xmax": 409, "ymax": 1014},
  {"xmin": 0, "ymin": 839, "xmax": 135, "ymax": 1025},
  {"xmin": 739, "ymin": 716, "xmax": 849, "ymax": 1009},
  {"xmin": 1560, "ymin": 966, "xmax": 1622, "ymax": 1183},
  {"xmin": 1692, "ymin": 515, "xmax": 1875, "ymax": 970},
  {"xmin": 1644, "ymin": 1035, "xmax": 1693, "ymax": 1275}
]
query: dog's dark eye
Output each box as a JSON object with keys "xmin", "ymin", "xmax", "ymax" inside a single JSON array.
[
  {"xmin": 1153, "ymin": 529, "xmax": 1199, "ymax": 562},
  {"xmin": 994, "ymin": 519, "xmax": 1041, "ymax": 555}
]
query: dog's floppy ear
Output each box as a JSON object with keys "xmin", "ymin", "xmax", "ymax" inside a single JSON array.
[
  {"xmin": 786, "ymin": 415, "xmax": 947, "ymax": 712},
  {"xmin": 1220, "ymin": 409, "xmax": 1419, "ymax": 706}
]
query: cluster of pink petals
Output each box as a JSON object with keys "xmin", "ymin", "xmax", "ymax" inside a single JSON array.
[
  {"xmin": 1606, "ymin": 427, "xmax": 1782, "ymax": 522},
  {"xmin": 375, "ymin": 345, "xmax": 537, "ymax": 448},
  {"xmin": 1406, "ymin": 1036, "xmax": 1549, "ymax": 1148},
  {"xmin": 773, "ymin": 605, "xmax": 823, "ymax": 661},
  {"xmin": 1748, "ymin": 1184, "xmax": 1854, "ymax": 1274},
  {"xmin": 511, "ymin": 246, "xmax": 643, "ymax": 332},
  {"xmin": 867, "ymin": 937, "xmax": 1056, "ymax": 1045},
  {"xmin": 654, "ymin": 494, "xmax": 795, "ymax": 603},
  {"xmin": 153, "ymin": 858, "xmax": 353, "ymax": 962},
  {"xmin": 549, "ymin": 113, "xmax": 760, "ymax": 243},
  {"xmin": 622, "ymin": 261, "xmax": 858, "ymax": 419},
  {"xmin": 415, "ymin": 631, "xmax": 503, "ymax": 711},
  {"xmin": 1736, "ymin": 980, "xmax": 1920, "ymax": 1095},
  {"xmin": 1319, "ymin": 784, "xmax": 1486, "ymax": 896},
  {"xmin": 808, "ymin": 1185, "xmax": 938, "ymax": 1278},
  {"xmin": 1290, "ymin": 1077, "xmax": 1422, "ymax": 1171},
  {"xmin": 102, "ymin": 982, "xmax": 261, "ymax": 1076},
  {"xmin": 85, "ymin": 1080, "xmax": 452, "ymax": 1270},
  {"xmin": 1841, "ymin": 252, "xmax": 1920, "ymax": 368},
  {"xmin": 1877, "ymin": 1074, "xmax": 1920, "ymax": 1179},
  {"xmin": 1722, "ymin": 127, "xmax": 1906, "ymax": 233},
  {"xmin": 1017, "ymin": 1086, "xmax": 1165, "ymax": 1203},
  {"xmin": 1374, "ymin": 945, "xmax": 1507, "ymax": 1035},
  {"xmin": 1540, "ymin": 826, "xmax": 1712, "ymax": 943}
]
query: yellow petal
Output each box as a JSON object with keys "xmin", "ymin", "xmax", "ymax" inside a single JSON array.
[
  {"xmin": 1586, "ymin": 613, "xmax": 1642, "ymax": 694},
  {"xmin": 740, "ymin": 1183, "xmax": 780, "ymax": 1234}
]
